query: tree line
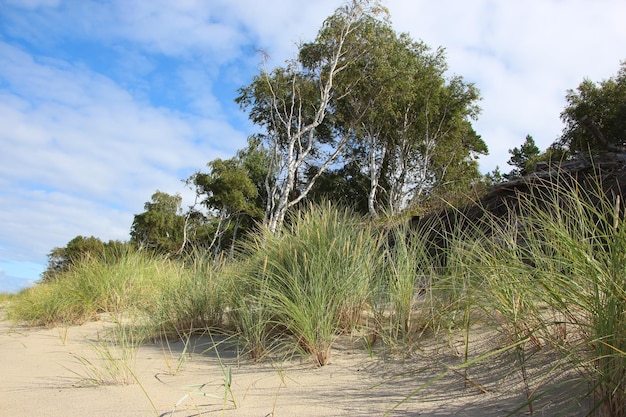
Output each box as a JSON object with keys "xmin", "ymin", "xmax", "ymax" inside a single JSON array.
[{"xmin": 42, "ymin": 0, "xmax": 626, "ymax": 281}]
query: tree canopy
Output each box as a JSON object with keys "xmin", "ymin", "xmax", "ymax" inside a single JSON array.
[
  {"xmin": 237, "ymin": 0, "xmax": 487, "ymax": 228},
  {"xmin": 42, "ymin": 236, "xmax": 125, "ymax": 282},
  {"xmin": 505, "ymin": 135, "xmax": 540, "ymax": 180},
  {"xmin": 130, "ymin": 191, "xmax": 185, "ymax": 254},
  {"xmin": 558, "ymin": 62, "xmax": 626, "ymax": 154}
]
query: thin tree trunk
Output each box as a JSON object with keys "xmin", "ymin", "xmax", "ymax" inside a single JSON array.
[
  {"xmin": 262, "ymin": 1, "xmax": 373, "ymax": 233},
  {"xmin": 229, "ymin": 216, "xmax": 240, "ymax": 259}
]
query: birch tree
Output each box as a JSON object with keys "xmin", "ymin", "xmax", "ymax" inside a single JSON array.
[
  {"xmin": 338, "ymin": 33, "xmax": 486, "ymax": 216},
  {"xmin": 236, "ymin": 0, "xmax": 387, "ymax": 233}
]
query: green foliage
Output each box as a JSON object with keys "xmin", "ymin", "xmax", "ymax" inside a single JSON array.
[
  {"xmin": 236, "ymin": 136, "xmax": 272, "ymax": 212},
  {"xmin": 484, "ymin": 166, "xmax": 506, "ymax": 186},
  {"xmin": 505, "ymin": 134, "xmax": 541, "ymax": 179},
  {"xmin": 193, "ymin": 158, "xmax": 259, "ymax": 218},
  {"xmin": 306, "ymin": 161, "xmax": 370, "ymax": 214},
  {"xmin": 558, "ymin": 61, "xmax": 626, "ymax": 153},
  {"xmin": 187, "ymin": 140, "xmax": 265, "ymax": 256},
  {"xmin": 130, "ymin": 191, "xmax": 185, "ymax": 254},
  {"xmin": 309, "ymin": 12, "xmax": 487, "ymax": 215},
  {"xmin": 43, "ymin": 236, "xmax": 127, "ymax": 282}
]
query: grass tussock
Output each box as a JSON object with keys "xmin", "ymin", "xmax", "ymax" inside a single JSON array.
[
  {"xmin": 7, "ymin": 248, "xmax": 229, "ymax": 333},
  {"xmin": 7, "ymin": 177, "xmax": 626, "ymax": 415},
  {"xmin": 230, "ymin": 203, "xmax": 377, "ymax": 365}
]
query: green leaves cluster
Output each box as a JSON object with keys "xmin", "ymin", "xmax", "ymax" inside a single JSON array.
[
  {"xmin": 130, "ymin": 191, "xmax": 185, "ymax": 254},
  {"xmin": 43, "ymin": 235, "xmax": 126, "ymax": 282},
  {"xmin": 237, "ymin": 0, "xmax": 488, "ymax": 223},
  {"xmin": 559, "ymin": 62, "xmax": 626, "ymax": 154}
]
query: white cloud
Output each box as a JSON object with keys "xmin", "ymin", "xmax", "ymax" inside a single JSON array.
[
  {"xmin": 105, "ymin": 1, "xmax": 246, "ymax": 59},
  {"xmin": 2, "ymin": 0, "xmax": 626, "ymax": 291},
  {"xmin": 0, "ymin": 40, "xmax": 247, "ymax": 277},
  {"xmin": 388, "ymin": 0, "xmax": 626, "ymax": 171}
]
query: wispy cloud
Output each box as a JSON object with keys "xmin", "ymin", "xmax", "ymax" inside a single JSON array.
[
  {"xmin": 1, "ymin": 0, "xmax": 625, "ymax": 292},
  {"xmin": 389, "ymin": 0, "xmax": 626, "ymax": 170},
  {"xmin": 0, "ymin": 34, "xmax": 247, "ymax": 283}
]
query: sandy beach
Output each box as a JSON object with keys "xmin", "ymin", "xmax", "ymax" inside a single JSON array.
[{"xmin": 0, "ymin": 311, "xmax": 590, "ymax": 417}]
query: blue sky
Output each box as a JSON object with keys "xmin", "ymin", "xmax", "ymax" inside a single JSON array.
[{"xmin": 1, "ymin": 0, "xmax": 625, "ymax": 293}]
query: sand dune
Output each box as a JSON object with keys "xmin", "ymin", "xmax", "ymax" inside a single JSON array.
[{"xmin": 0, "ymin": 313, "xmax": 588, "ymax": 417}]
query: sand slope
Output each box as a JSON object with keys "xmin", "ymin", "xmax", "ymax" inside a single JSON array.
[{"xmin": 0, "ymin": 314, "xmax": 589, "ymax": 417}]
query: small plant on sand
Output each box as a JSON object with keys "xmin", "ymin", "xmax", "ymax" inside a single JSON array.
[
  {"xmin": 169, "ymin": 333, "xmax": 237, "ymax": 415},
  {"xmin": 157, "ymin": 328, "xmax": 193, "ymax": 377},
  {"xmin": 68, "ymin": 317, "xmax": 147, "ymax": 386}
]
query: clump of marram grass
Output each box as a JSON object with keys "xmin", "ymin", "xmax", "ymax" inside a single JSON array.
[
  {"xmin": 455, "ymin": 215, "xmax": 547, "ymax": 415},
  {"xmin": 8, "ymin": 248, "xmax": 166, "ymax": 326},
  {"xmin": 449, "ymin": 172, "xmax": 626, "ymax": 416},
  {"xmin": 371, "ymin": 221, "xmax": 456, "ymax": 348},
  {"xmin": 518, "ymin": 175, "xmax": 626, "ymax": 417},
  {"xmin": 145, "ymin": 249, "xmax": 230, "ymax": 337},
  {"xmin": 227, "ymin": 259, "xmax": 279, "ymax": 362},
  {"xmin": 69, "ymin": 318, "xmax": 147, "ymax": 386},
  {"xmin": 7, "ymin": 247, "xmax": 229, "ymax": 337},
  {"xmin": 231, "ymin": 203, "xmax": 378, "ymax": 366}
]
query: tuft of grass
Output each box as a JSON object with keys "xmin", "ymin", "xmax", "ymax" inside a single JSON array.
[
  {"xmin": 0, "ymin": 292, "xmax": 14, "ymax": 305},
  {"xmin": 458, "ymin": 214, "xmax": 544, "ymax": 414},
  {"xmin": 452, "ymin": 172, "xmax": 626, "ymax": 416},
  {"xmin": 228, "ymin": 265, "xmax": 279, "ymax": 362},
  {"xmin": 518, "ymin": 175, "xmax": 626, "ymax": 417},
  {"xmin": 68, "ymin": 318, "xmax": 147, "ymax": 386},
  {"xmin": 7, "ymin": 248, "xmax": 163, "ymax": 326},
  {"xmin": 145, "ymin": 249, "xmax": 228, "ymax": 337},
  {"xmin": 232, "ymin": 203, "xmax": 377, "ymax": 366}
]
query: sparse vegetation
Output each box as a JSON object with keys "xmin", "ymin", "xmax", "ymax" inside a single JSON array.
[
  {"xmin": 8, "ymin": 171, "xmax": 626, "ymax": 415},
  {"xmin": 5, "ymin": 3, "xmax": 626, "ymax": 414}
]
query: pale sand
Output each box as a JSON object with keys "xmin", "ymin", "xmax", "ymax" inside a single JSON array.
[{"xmin": 0, "ymin": 314, "xmax": 590, "ymax": 416}]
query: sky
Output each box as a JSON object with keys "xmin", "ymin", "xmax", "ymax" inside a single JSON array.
[{"xmin": 1, "ymin": 0, "xmax": 625, "ymax": 293}]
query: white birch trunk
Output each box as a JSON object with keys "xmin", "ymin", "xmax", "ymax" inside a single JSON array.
[{"xmin": 263, "ymin": 1, "xmax": 373, "ymax": 233}]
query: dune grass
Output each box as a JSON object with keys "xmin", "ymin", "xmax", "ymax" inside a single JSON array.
[
  {"xmin": 8, "ymin": 249, "xmax": 159, "ymax": 326},
  {"xmin": 0, "ymin": 292, "xmax": 14, "ymax": 305},
  {"xmin": 146, "ymin": 250, "xmax": 228, "ymax": 336},
  {"xmin": 445, "ymin": 173, "xmax": 626, "ymax": 416},
  {"xmin": 230, "ymin": 203, "xmax": 378, "ymax": 365},
  {"xmin": 7, "ymin": 180, "xmax": 626, "ymax": 415},
  {"xmin": 516, "ymin": 176, "xmax": 626, "ymax": 417},
  {"xmin": 6, "ymin": 247, "xmax": 229, "ymax": 337}
]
